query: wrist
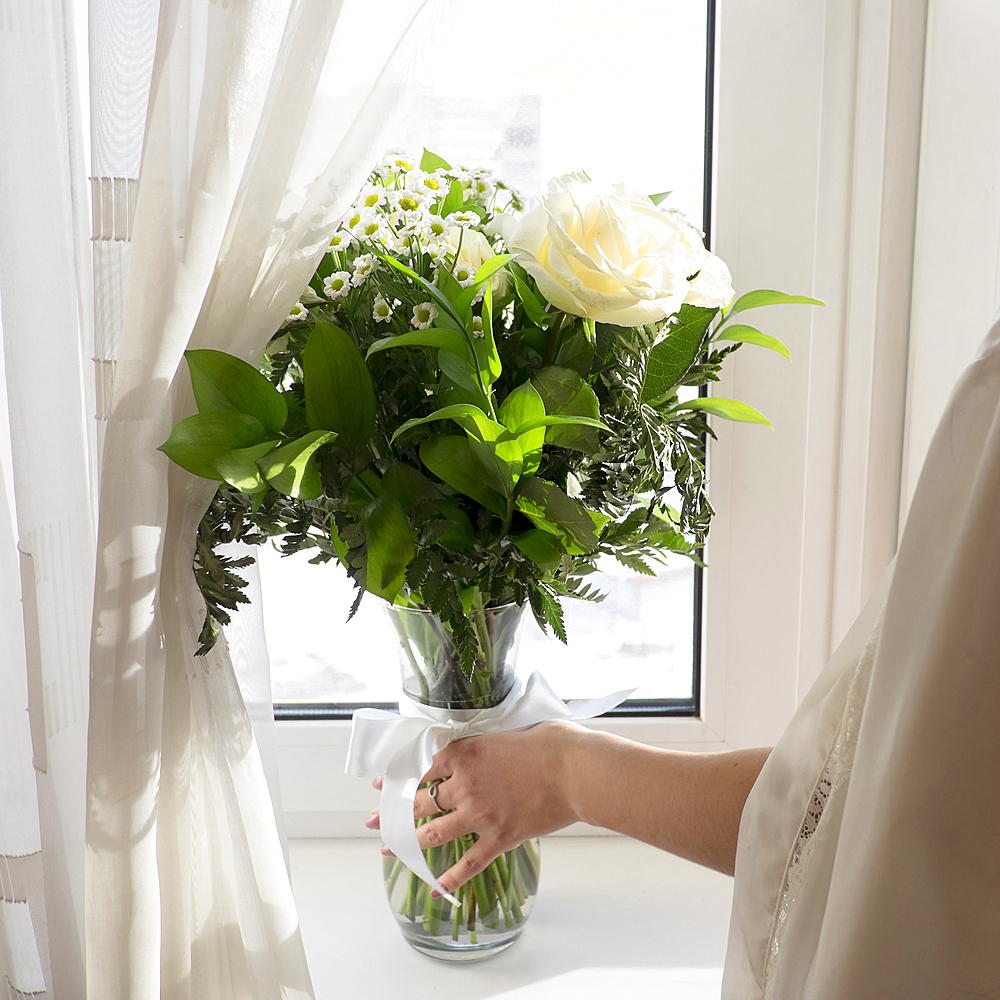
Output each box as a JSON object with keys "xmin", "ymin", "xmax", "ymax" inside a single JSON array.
[{"xmin": 560, "ymin": 723, "xmax": 615, "ymax": 829}]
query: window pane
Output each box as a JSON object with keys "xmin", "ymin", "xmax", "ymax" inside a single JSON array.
[{"xmin": 264, "ymin": 0, "xmax": 709, "ymax": 707}]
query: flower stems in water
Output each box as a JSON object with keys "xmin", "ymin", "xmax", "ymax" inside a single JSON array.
[{"xmin": 387, "ymin": 832, "xmax": 538, "ymax": 944}]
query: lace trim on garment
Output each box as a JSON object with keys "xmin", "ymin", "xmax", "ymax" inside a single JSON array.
[{"xmin": 761, "ymin": 609, "xmax": 886, "ymax": 999}]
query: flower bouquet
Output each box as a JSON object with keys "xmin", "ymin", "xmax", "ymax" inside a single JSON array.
[{"xmin": 160, "ymin": 149, "xmax": 820, "ymax": 957}]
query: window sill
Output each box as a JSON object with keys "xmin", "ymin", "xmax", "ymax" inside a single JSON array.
[{"xmin": 290, "ymin": 836, "xmax": 732, "ymax": 999}]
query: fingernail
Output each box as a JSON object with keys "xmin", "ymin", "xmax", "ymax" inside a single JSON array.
[
  {"xmin": 380, "ymin": 844, "xmax": 395, "ymax": 857},
  {"xmin": 365, "ymin": 810, "xmax": 378, "ymax": 826},
  {"xmin": 430, "ymin": 890, "xmax": 440, "ymax": 899}
]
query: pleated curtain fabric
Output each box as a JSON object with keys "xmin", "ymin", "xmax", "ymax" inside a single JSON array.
[
  {"xmin": 0, "ymin": 1, "xmax": 454, "ymax": 997},
  {"xmin": 722, "ymin": 312, "xmax": 1000, "ymax": 998}
]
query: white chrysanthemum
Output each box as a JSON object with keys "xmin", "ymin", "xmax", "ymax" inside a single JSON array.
[
  {"xmin": 328, "ymin": 229, "xmax": 353, "ymax": 253},
  {"xmin": 471, "ymin": 315, "xmax": 485, "ymax": 338},
  {"xmin": 451, "ymin": 261, "xmax": 477, "ymax": 287},
  {"xmin": 352, "ymin": 210, "xmax": 387, "ymax": 242},
  {"xmin": 351, "ymin": 253, "xmax": 377, "ymax": 284},
  {"xmin": 411, "ymin": 301, "xmax": 438, "ymax": 329},
  {"xmin": 425, "ymin": 214, "xmax": 448, "ymax": 239},
  {"xmin": 357, "ymin": 184, "xmax": 387, "ymax": 211},
  {"xmin": 446, "ymin": 210, "xmax": 479, "ymax": 228},
  {"xmin": 284, "ymin": 302, "xmax": 308, "ymax": 325},
  {"xmin": 372, "ymin": 295, "xmax": 394, "ymax": 323},
  {"xmin": 388, "ymin": 189, "xmax": 428, "ymax": 215},
  {"xmin": 323, "ymin": 271, "xmax": 351, "ymax": 299},
  {"xmin": 469, "ymin": 173, "xmax": 495, "ymax": 202},
  {"xmin": 412, "ymin": 170, "xmax": 447, "ymax": 196},
  {"xmin": 424, "ymin": 241, "xmax": 448, "ymax": 264}
]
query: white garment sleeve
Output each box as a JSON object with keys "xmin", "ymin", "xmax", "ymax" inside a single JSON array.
[{"xmin": 723, "ymin": 312, "xmax": 1000, "ymax": 1000}]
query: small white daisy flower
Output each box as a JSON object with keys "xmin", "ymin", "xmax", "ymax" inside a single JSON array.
[
  {"xmin": 451, "ymin": 261, "xmax": 477, "ymax": 287},
  {"xmin": 419, "ymin": 171, "xmax": 448, "ymax": 195},
  {"xmin": 424, "ymin": 241, "xmax": 448, "ymax": 264},
  {"xmin": 411, "ymin": 301, "xmax": 438, "ymax": 330},
  {"xmin": 328, "ymin": 230, "xmax": 353, "ymax": 253},
  {"xmin": 392, "ymin": 190, "xmax": 427, "ymax": 214},
  {"xmin": 351, "ymin": 253, "xmax": 377, "ymax": 284},
  {"xmin": 372, "ymin": 295, "xmax": 394, "ymax": 323},
  {"xmin": 352, "ymin": 210, "xmax": 386, "ymax": 241},
  {"xmin": 469, "ymin": 173, "xmax": 495, "ymax": 202},
  {"xmin": 357, "ymin": 184, "xmax": 387, "ymax": 210},
  {"xmin": 446, "ymin": 210, "xmax": 479, "ymax": 228},
  {"xmin": 426, "ymin": 214, "xmax": 448, "ymax": 239},
  {"xmin": 471, "ymin": 315, "xmax": 484, "ymax": 337},
  {"xmin": 284, "ymin": 302, "xmax": 308, "ymax": 325},
  {"xmin": 323, "ymin": 271, "xmax": 351, "ymax": 299}
]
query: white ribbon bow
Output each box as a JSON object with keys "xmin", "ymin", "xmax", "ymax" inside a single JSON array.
[{"xmin": 345, "ymin": 671, "xmax": 632, "ymax": 904}]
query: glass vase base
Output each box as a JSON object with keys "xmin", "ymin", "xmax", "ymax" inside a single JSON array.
[{"xmin": 402, "ymin": 926, "xmax": 524, "ymax": 963}]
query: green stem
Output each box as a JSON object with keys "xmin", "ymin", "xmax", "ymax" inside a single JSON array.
[
  {"xmin": 540, "ymin": 311, "xmax": 566, "ymax": 368},
  {"xmin": 487, "ymin": 858, "xmax": 514, "ymax": 929}
]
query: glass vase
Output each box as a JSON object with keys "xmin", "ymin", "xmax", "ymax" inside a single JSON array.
[{"xmin": 381, "ymin": 601, "xmax": 540, "ymax": 962}]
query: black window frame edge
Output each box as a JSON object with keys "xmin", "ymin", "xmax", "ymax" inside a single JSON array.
[{"xmin": 272, "ymin": 0, "xmax": 716, "ymax": 725}]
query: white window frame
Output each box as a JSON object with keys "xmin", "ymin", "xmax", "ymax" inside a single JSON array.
[{"xmin": 276, "ymin": 0, "xmax": 1000, "ymax": 836}]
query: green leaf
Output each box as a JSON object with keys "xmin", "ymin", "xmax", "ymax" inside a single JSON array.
[
  {"xmin": 531, "ymin": 365, "xmax": 603, "ymax": 452},
  {"xmin": 420, "ymin": 148, "xmax": 452, "ymax": 172},
  {"xmin": 515, "ymin": 478, "xmax": 600, "ymax": 553},
  {"xmin": 512, "ymin": 528, "xmax": 564, "ymax": 568},
  {"xmin": 640, "ymin": 304, "xmax": 717, "ymax": 403},
  {"xmin": 419, "ymin": 436, "xmax": 507, "ymax": 515},
  {"xmin": 440, "ymin": 179, "xmax": 465, "ymax": 218},
  {"xmin": 671, "ymin": 397, "xmax": 772, "ymax": 428},
  {"xmin": 437, "ymin": 505, "xmax": 476, "ymax": 550},
  {"xmin": 158, "ymin": 412, "xmax": 266, "ymax": 480},
  {"xmin": 438, "ymin": 351, "xmax": 483, "ymax": 394},
  {"xmin": 714, "ymin": 324, "xmax": 791, "ymax": 360},
  {"xmin": 366, "ymin": 328, "xmax": 473, "ymax": 365},
  {"xmin": 554, "ymin": 329, "xmax": 595, "ymax": 378},
  {"xmin": 497, "ymin": 381, "xmax": 545, "ymax": 434},
  {"xmin": 380, "ymin": 461, "xmax": 440, "ymax": 516},
  {"xmin": 499, "ymin": 382, "xmax": 546, "ymax": 477},
  {"xmin": 360, "ymin": 494, "xmax": 414, "ymax": 601},
  {"xmin": 302, "ymin": 323, "xmax": 376, "ymax": 451},
  {"xmin": 392, "ymin": 403, "xmax": 523, "ymax": 496},
  {"xmin": 213, "ymin": 440, "xmax": 279, "ymax": 492},
  {"xmin": 185, "ymin": 349, "xmax": 287, "ymax": 434},
  {"xmin": 512, "ymin": 272, "xmax": 550, "ymax": 327},
  {"xmin": 647, "ymin": 190, "xmax": 672, "ymax": 206},
  {"xmin": 257, "ymin": 429, "xmax": 337, "ymax": 499},
  {"xmin": 724, "ymin": 289, "xmax": 825, "ymax": 319},
  {"xmin": 477, "ymin": 276, "xmax": 501, "ymax": 385},
  {"xmin": 516, "ymin": 414, "xmax": 610, "ymax": 436}
]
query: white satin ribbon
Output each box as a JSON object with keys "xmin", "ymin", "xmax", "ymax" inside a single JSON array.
[{"xmin": 345, "ymin": 670, "xmax": 632, "ymax": 905}]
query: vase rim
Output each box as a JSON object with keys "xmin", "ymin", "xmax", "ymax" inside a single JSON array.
[{"xmin": 382, "ymin": 598, "xmax": 523, "ymax": 615}]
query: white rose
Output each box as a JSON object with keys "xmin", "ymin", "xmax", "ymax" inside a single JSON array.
[
  {"xmin": 673, "ymin": 214, "xmax": 735, "ymax": 309},
  {"xmin": 506, "ymin": 173, "xmax": 731, "ymax": 326}
]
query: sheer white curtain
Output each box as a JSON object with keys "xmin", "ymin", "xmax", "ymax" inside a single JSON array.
[{"xmin": 0, "ymin": 1, "xmax": 453, "ymax": 996}]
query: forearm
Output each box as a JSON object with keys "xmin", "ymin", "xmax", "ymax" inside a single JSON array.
[{"xmin": 564, "ymin": 727, "xmax": 771, "ymax": 875}]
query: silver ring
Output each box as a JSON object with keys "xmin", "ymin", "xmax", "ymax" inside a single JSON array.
[{"xmin": 427, "ymin": 778, "xmax": 444, "ymax": 813}]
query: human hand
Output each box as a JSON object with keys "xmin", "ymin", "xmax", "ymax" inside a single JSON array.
[{"xmin": 365, "ymin": 719, "xmax": 585, "ymax": 895}]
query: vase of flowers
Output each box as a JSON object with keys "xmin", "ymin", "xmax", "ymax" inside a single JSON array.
[
  {"xmin": 383, "ymin": 600, "xmax": 539, "ymax": 960},
  {"xmin": 158, "ymin": 148, "xmax": 820, "ymax": 960}
]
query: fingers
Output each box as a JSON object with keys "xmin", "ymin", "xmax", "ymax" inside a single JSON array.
[
  {"xmin": 365, "ymin": 809, "xmax": 380, "ymax": 831},
  {"xmin": 431, "ymin": 838, "xmax": 501, "ymax": 897},
  {"xmin": 413, "ymin": 779, "xmax": 453, "ymax": 820},
  {"xmin": 371, "ymin": 775, "xmax": 383, "ymax": 791},
  {"xmin": 414, "ymin": 811, "xmax": 472, "ymax": 851}
]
